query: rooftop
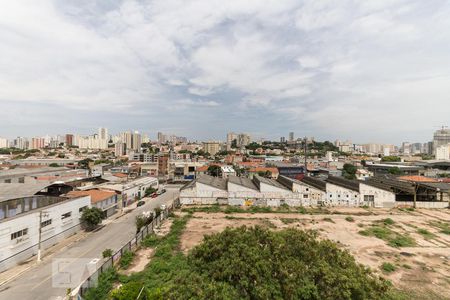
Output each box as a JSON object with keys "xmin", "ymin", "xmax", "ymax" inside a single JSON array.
[
  {"xmin": 66, "ymin": 190, "xmax": 116, "ymax": 204},
  {"xmin": 228, "ymin": 175, "xmax": 258, "ymax": 190}
]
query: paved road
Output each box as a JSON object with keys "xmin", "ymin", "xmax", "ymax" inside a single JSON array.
[{"xmin": 0, "ymin": 188, "xmax": 179, "ymax": 300}]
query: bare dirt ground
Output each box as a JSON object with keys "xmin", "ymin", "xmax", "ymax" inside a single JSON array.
[
  {"xmin": 179, "ymin": 207, "xmax": 450, "ymax": 299},
  {"xmin": 121, "ymin": 218, "xmax": 174, "ymax": 275}
]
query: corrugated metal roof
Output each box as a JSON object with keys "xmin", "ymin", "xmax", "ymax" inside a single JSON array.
[
  {"xmin": 0, "ymin": 182, "xmax": 52, "ymax": 202},
  {"xmin": 228, "ymin": 175, "xmax": 258, "ymax": 190}
]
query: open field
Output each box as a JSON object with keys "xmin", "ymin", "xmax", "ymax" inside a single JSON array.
[{"xmin": 179, "ymin": 207, "xmax": 450, "ymax": 299}]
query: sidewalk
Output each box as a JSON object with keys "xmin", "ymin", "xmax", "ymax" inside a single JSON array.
[
  {"xmin": 0, "ymin": 202, "xmax": 143, "ymax": 288},
  {"xmin": 0, "ymin": 229, "xmax": 90, "ymax": 287}
]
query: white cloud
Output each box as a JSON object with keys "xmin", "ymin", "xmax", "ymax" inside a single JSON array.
[{"xmin": 0, "ymin": 0, "xmax": 450, "ymax": 143}]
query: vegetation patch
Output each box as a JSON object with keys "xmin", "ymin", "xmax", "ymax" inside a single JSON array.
[
  {"xmin": 345, "ymin": 216, "xmax": 355, "ymax": 222},
  {"xmin": 429, "ymin": 221, "xmax": 450, "ymax": 235},
  {"xmin": 359, "ymin": 225, "xmax": 415, "ymax": 248},
  {"xmin": 416, "ymin": 228, "xmax": 436, "ymax": 240},
  {"xmin": 323, "ymin": 217, "xmax": 335, "ymax": 223},
  {"xmin": 380, "ymin": 262, "xmax": 396, "ymax": 273},
  {"xmin": 119, "ymin": 250, "xmax": 135, "ymax": 270},
  {"xmin": 280, "ymin": 218, "xmax": 297, "ymax": 224}
]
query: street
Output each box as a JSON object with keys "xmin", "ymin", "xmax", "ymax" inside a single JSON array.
[{"xmin": 0, "ymin": 187, "xmax": 179, "ymax": 300}]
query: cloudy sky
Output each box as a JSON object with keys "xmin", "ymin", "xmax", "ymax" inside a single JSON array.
[{"xmin": 1, "ymin": 0, "xmax": 450, "ymax": 144}]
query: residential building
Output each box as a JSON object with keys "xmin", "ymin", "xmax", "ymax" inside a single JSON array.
[
  {"xmin": 67, "ymin": 190, "xmax": 117, "ymax": 218},
  {"xmin": 289, "ymin": 132, "xmax": 294, "ymax": 142},
  {"xmin": 65, "ymin": 134, "xmax": 74, "ymax": 147},
  {"xmin": 30, "ymin": 137, "xmax": 45, "ymax": 149},
  {"xmin": 433, "ymin": 127, "xmax": 450, "ymax": 154},
  {"xmin": 0, "ymin": 137, "xmax": 8, "ymax": 148},
  {"xmin": 115, "ymin": 142, "xmax": 127, "ymax": 157},
  {"xmin": 203, "ymin": 141, "xmax": 221, "ymax": 156},
  {"xmin": 436, "ymin": 144, "xmax": 450, "ymax": 160}
]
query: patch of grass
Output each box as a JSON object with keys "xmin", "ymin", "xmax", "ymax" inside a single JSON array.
[
  {"xmin": 261, "ymin": 219, "xmax": 276, "ymax": 228},
  {"xmin": 429, "ymin": 221, "xmax": 450, "ymax": 235},
  {"xmin": 380, "ymin": 262, "xmax": 396, "ymax": 273},
  {"xmin": 280, "ymin": 218, "xmax": 297, "ymax": 224},
  {"xmin": 181, "ymin": 204, "xmax": 222, "ymax": 213},
  {"xmin": 417, "ymin": 228, "xmax": 436, "ymax": 240},
  {"xmin": 345, "ymin": 216, "xmax": 355, "ymax": 222},
  {"xmin": 357, "ymin": 223, "xmax": 364, "ymax": 228},
  {"xmin": 359, "ymin": 225, "xmax": 416, "ymax": 248},
  {"xmin": 120, "ymin": 250, "xmax": 135, "ymax": 269},
  {"xmin": 83, "ymin": 268, "xmax": 118, "ymax": 300},
  {"xmin": 381, "ymin": 218, "xmax": 395, "ymax": 226},
  {"xmin": 224, "ymin": 206, "xmax": 246, "ymax": 214},
  {"xmin": 322, "ymin": 217, "xmax": 335, "ymax": 223},
  {"xmin": 102, "ymin": 248, "xmax": 113, "ymax": 258},
  {"xmin": 402, "ymin": 264, "xmax": 412, "ymax": 269}
]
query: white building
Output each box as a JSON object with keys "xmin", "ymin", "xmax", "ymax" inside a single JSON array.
[
  {"xmin": 0, "ymin": 183, "xmax": 90, "ymax": 272},
  {"xmin": 221, "ymin": 166, "xmax": 236, "ymax": 178},
  {"xmin": 359, "ymin": 182, "xmax": 396, "ymax": 208},
  {"xmin": 325, "ymin": 176, "xmax": 360, "ymax": 206},
  {"xmin": 0, "ymin": 137, "xmax": 9, "ymax": 148},
  {"xmin": 436, "ymin": 144, "xmax": 450, "ymax": 160}
]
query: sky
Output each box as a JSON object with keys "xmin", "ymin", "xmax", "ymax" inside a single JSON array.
[{"xmin": 1, "ymin": 0, "xmax": 450, "ymax": 144}]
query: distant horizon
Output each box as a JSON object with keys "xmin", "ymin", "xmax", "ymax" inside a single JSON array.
[{"xmin": 0, "ymin": 127, "xmax": 441, "ymax": 147}]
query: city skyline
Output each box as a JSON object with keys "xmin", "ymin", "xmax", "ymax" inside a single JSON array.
[{"xmin": 1, "ymin": 1, "xmax": 450, "ymax": 143}]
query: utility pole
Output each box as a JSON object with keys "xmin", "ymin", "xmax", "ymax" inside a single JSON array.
[
  {"xmin": 37, "ymin": 210, "xmax": 49, "ymax": 263},
  {"xmin": 304, "ymin": 137, "xmax": 308, "ymax": 177}
]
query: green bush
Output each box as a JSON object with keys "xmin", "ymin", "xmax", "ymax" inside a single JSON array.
[
  {"xmin": 120, "ymin": 250, "xmax": 135, "ymax": 269},
  {"xmin": 323, "ymin": 217, "xmax": 335, "ymax": 223},
  {"xmin": 429, "ymin": 221, "xmax": 450, "ymax": 235},
  {"xmin": 109, "ymin": 281, "xmax": 146, "ymax": 300},
  {"xmin": 345, "ymin": 216, "xmax": 355, "ymax": 222},
  {"xmin": 381, "ymin": 262, "xmax": 396, "ymax": 273},
  {"xmin": 163, "ymin": 226, "xmax": 393, "ymax": 299},
  {"xmin": 83, "ymin": 268, "xmax": 118, "ymax": 300},
  {"xmin": 382, "ymin": 218, "xmax": 395, "ymax": 226},
  {"xmin": 102, "ymin": 248, "xmax": 113, "ymax": 258},
  {"xmin": 81, "ymin": 207, "xmax": 103, "ymax": 231}
]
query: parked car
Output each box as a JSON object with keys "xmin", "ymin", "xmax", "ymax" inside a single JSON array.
[
  {"xmin": 137, "ymin": 200, "xmax": 145, "ymax": 207},
  {"xmin": 151, "ymin": 193, "xmax": 158, "ymax": 198}
]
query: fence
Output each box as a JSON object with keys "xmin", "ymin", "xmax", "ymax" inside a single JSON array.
[{"xmin": 74, "ymin": 198, "xmax": 180, "ymax": 299}]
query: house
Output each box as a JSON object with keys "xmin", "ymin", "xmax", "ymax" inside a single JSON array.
[
  {"xmin": 359, "ymin": 181, "xmax": 396, "ymax": 208},
  {"xmin": 66, "ymin": 190, "xmax": 118, "ymax": 218}
]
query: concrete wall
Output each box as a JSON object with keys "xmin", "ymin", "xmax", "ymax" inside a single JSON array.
[
  {"xmin": 325, "ymin": 183, "xmax": 360, "ymax": 206},
  {"xmin": 395, "ymin": 201, "xmax": 449, "ymax": 208},
  {"xmin": 0, "ymin": 196, "xmax": 91, "ymax": 272},
  {"xmin": 359, "ymin": 183, "xmax": 396, "ymax": 208}
]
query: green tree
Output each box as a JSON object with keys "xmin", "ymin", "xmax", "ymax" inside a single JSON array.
[
  {"xmin": 207, "ymin": 165, "xmax": 222, "ymax": 177},
  {"xmin": 388, "ymin": 167, "xmax": 403, "ymax": 175},
  {"xmin": 49, "ymin": 163, "xmax": 60, "ymax": 167},
  {"xmin": 162, "ymin": 226, "xmax": 392, "ymax": 299},
  {"xmin": 80, "ymin": 207, "xmax": 103, "ymax": 231},
  {"xmin": 342, "ymin": 163, "xmax": 357, "ymax": 180},
  {"xmin": 78, "ymin": 158, "xmax": 93, "ymax": 169},
  {"xmin": 381, "ymin": 156, "xmax": 401, "ymax": 162}
]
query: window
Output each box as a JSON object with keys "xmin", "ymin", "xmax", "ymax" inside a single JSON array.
[
  {"xmin": 61, "ymin": 212, "xmax": 72, "ymax": 219},
  {"xmin": 303, "ymin": 194, "xmax": 308, "ymax": 199},
  {"xmin": 18, "ymin": 177, "xmax": 25, "ymax": 183},
  {"xmin": 364, "ymin": 195, "xmax": 375, "ymax": 202},
  {"xmin": 41, "ymin": 219, "xmax": 52, "ymax": 228},
  {"xmin": 11, "ymin": 228, "xmax": 28, "ymax": 240},
  {"xmin": 4, "ymin": 179, "xmax": 11, "ymax": 183},
  {"xmin": 306, "ymin": 188, "xmax": 309, "ymax": 191},
  {"xmin": 79, "ymin": 206, "xmax": 88, "ymax": 213}
]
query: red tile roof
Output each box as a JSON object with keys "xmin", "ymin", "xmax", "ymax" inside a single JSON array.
[{"xmin": 66, "ymin": 190, "xmax": 116, "ymax": 204}]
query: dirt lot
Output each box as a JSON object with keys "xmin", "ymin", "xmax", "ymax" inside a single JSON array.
[{"xmin": 179, "ymin": 207, "xmax": 450, "ymax": 299}]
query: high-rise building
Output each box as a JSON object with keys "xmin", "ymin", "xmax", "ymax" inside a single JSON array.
[
  {"xmin": 30, "ymin": 137, "xmax": 45, "ymax": 149},
  {"xmin": 157, "ymin": 132, "xmax": 166, "ymax": 144},
  {"xmin": 0, "ymin": 137, "xmax": 8, "ymax": 148},
  {"xmin": 14, "ymin": 137, "xmax": 28, "ymax": 150},
  {"xmin": 65, "ymin": 134, "xmax": 74, "ymax": 147},
  {"xmin": 226, "ymin": 132, "xmax": 238, "ymax": 150},
  {"xmin": 433, "ymin": 127, "xmax": 450, "ymax": 154},
  {"xmin": 237, "ymin": 134, "xmax": 251, "ymax": 148},
  {"xmin": 289, "ymin": 132, "xmax": 294, "ymax": 142},
  {"xmin": 120, "ymin": 131, "xmax": 141, "ymax": 152},
  {"xmin": 115, "ymin": 142, "xmax": 127, "ymax": 157},
  {"xmin": 436, "ymin": 144, "xmax": 450, "ymax": 160},
  {"xmin": 203, "ymin": 141, "xmax": 221, "ymax": 156},
  {"xmin": 280, "ymin": 137, "xmax": 286, "ymax": 143}
]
